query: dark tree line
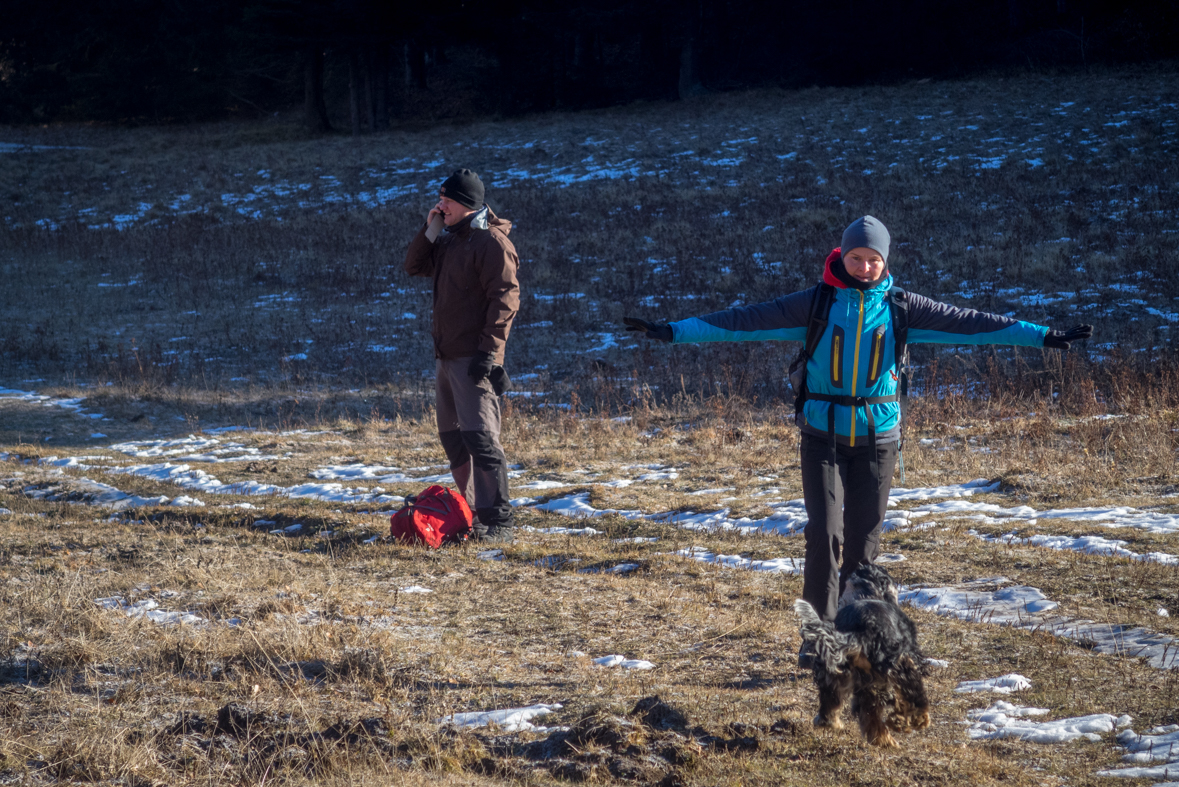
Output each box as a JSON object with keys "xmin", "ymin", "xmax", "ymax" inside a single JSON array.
[{"xmin": 2, "ymin": 0, "xmax": 1177, "ymax": 128}]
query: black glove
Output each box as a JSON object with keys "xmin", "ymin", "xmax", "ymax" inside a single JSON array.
[
  {"xmin": 468, "ymin": 351, "xmax": 496, "ymax": 381},
  {"xmin": 1043, "ymin": 324, "xmax": 1093, "ymax": 349},
  {"xmin": 488, "ymin": 366, "xmax": 512, "ymax": 396},
  {"xmin": 623, "ymin": 316, "xmax": 673, "ymax": 343}
]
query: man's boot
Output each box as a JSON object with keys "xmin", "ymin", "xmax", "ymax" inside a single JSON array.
[
  {"xmin": 476, "ymin": 506, "xmax": 514, "ymax": 543},
  {"xmin": 470, "ymin": 512, "xmax": 489, "ymax": 540},
  {"xmin": 480, "ymin": 527, "xmax": 515, "ymax": 543}
]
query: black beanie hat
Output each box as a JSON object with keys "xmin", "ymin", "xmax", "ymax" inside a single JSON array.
[{"xmin": 439, "ymin": 168, "xmax": 484, "ymax": 210}]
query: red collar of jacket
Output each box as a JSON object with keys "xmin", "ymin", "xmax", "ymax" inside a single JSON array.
[
  {"xmin": 823, "ymin": 247, "xmax": 891, "ymax": 291},
  {"xmin": 823, "ymin": 248, "xmax": 846, "ymax": 288}
]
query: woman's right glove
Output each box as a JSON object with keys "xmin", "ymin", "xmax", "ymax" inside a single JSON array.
[
  {"xmin": 622, "ymin": 317, "xmax": 673, "ymax": 343},
  {"xmin": 1043, "ymin": 324, "xmax": 1093, "ymax": 349}
]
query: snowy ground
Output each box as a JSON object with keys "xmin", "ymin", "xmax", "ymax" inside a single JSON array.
[
  {"xmin": 4, "ymin": 72, "xmax": 1178, "ymax": 392},
  {"xmin": 7, "ymin": 95, "xmax": 1177, "ymax": 235},
  {"xmin": 4, "ymin": 399, "xmax": 1179, "ymax": 786},
  {"xmin": 7, "ymin": 416, "xmax": 1177, "ymax": 678}
]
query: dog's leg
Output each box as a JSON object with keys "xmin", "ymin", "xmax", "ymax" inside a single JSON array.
[
  {"xmin": 814, "ymin": 670, "xmax": 851, "ymax": 730},
  {"xmin": 892, "ymin": 656, "xmax": 931, "ymax": 732},
  {"xmin": 855, "ymin": 687, "xmax": 899, "ymax": 748}
]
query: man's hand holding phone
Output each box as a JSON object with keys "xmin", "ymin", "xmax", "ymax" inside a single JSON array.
[{"xmin": 425, "ymin": 203, "xmax": 445, "ymax": 242}]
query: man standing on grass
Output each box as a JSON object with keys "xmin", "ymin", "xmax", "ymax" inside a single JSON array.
[
  {"xmin": 624, "ymin": 215, "xmax": 1092, "ymax": 664},
  {"xmin": 404, "ymin": 168, "xmax": 519, "ymax": 542}
]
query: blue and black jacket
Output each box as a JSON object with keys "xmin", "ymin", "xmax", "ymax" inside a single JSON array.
[{"xmin": 669, "ymin": 249, "xmax": 1049, "ymax": 446}]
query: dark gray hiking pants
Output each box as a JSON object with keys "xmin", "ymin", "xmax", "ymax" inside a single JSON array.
[
  {"xmin": 800, "ymin": 432, "xmax": 899, "ymax": 622},
  {"xmin": 435, "ymin": 357, "xmax": 513, "ymax": 532}
]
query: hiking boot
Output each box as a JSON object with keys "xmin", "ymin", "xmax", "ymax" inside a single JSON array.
[
  {"xmin": 480, "ymin": 527, "xmax": 515, "ymax": 544},
  {"xmin": 798, "ymin": 641, "xmax": 816, "ymax": 670}
]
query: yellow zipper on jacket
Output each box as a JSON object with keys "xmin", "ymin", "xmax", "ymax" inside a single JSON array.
[
  {"xmin": 868, "ymin": 332, "xmax": 881, "ymax": 381},
  {"xmin": 849, "ymin": 290, "xmax": 866, "ymax": 446}
]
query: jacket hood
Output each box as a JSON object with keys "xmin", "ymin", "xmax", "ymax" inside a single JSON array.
[
  {"xmin": 823, "ymin": 247, "xmax": 891, "ymax": 292},
  {"xmin": 450, "ymin": 206, "xmax": 511, "ymax": 236},
  {"xmin": 457, "ymin": 205, "xmax": 512, "ymax": 236},
  {"xmin": 486, "ymin": 205, "xmax": 512, "ymax": 235}
]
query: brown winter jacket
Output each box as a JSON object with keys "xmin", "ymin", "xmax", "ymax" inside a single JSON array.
[{"xmin": 404, "ymin": 206, "xmax": 520, "ymax": 364}]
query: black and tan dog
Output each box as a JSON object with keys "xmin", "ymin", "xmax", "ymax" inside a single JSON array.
[{"xmin": 794, "ymin": 563, "xmax": 930, "ymax": 747}]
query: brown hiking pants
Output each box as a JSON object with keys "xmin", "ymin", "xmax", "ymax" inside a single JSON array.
[{"xmin": 434, "ymin": 357, "xmax": 513, "ymax": 531}]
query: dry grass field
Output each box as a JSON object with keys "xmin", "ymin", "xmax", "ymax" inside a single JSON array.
[
  {"xmin": 2, "ymin": 65, "xmax": 1179, "ymax": 786},
  {"xmin": 2, "ymin": 391, "xmax": 1178, "ymax": 786}
]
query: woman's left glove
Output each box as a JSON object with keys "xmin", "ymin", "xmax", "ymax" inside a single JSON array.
[{"xmin": 1043, "ymin": 324, "xmax": 1093, "ymax": 349}]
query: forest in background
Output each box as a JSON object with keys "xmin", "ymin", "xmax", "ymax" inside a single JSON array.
[{"xmin": 3, "ymin": 0, "xmax": 1178, "ymax": 130}]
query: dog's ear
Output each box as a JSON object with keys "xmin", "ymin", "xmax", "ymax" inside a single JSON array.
[
  {"xmin": 865, "ymin": 563, "xmax": 900, "ymax": 604},
  {"xmin": 906, "ymin": 652, "xmax": 933, "ymax": 677},
  {"xmin": 896, "ymin": 655, "xmax": 927, "ymax": 683},
  {"xmin": 893, "ymin": 655, "xmax": 930, "ymax": 714}
]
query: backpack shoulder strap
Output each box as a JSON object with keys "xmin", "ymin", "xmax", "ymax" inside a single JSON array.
[
  {"xmin": 887, "ymin": 285, "xmax": 911, "ymax": 413},
  {"xmin": 803, "ymin": 283, "xmax": 836, "ymax": 358},
  {"xmin": 887, "ymin": 286, "xmax": 909, "ymax": 360}
]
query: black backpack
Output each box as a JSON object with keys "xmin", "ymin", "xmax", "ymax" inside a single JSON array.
[{"xmin": 788, "ymin": 283, "xmax": 910, "ymax": 420}]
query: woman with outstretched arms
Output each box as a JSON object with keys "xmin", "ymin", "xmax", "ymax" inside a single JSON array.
[{"xmin": 624, "ymin": 215, "xmax": 1091, "ymax": 663}]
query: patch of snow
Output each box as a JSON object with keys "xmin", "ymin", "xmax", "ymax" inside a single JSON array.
[
  {"xmin": 579, "ymin": 562, "xmax": 641, "ymax": 575},
  {"xmin": 534, "ymin": 493, "xmax": 643, "ymax": 520},
  {"xmin": 438, "ymin": 703, "xmax": 563, "ymax": 732},
  {"xmin": 901, "ymin": 579, "xmax": 1179, "ymax": 669},
  {"xmin": 515, "ymin": 479, "xmax": 573, "ymax": 490},
  {"xmin": 888, "ymin": 478, "xmax": 999, "ymax": 503},
  {"xmin": 967, "ymin": 701, "xmax": 1120, "ymax": 743},
  {"xmin": 901, "ymin": 581, "xmax": 1059, "ymax": 623},
  {"xmin": 972, "ymin": 530, "xmax": 1178, "ymax": 564},
  {"xmin": 955, "ymin": 674, "xmax": 1032, "ymax": 694},
  {"xmin": 674, "ymin": 546, "xmax": 804, "ymax": 574},
  {"xmin": 310, "ymin": 463, "xmax": 453, "ymax": 485},
  {"xmin": 915, "ymin": 498, "xmax": 1179, "ymax": 535},
  {"xmin": 593, "ymin": 655, "xmax": 656, "ymax": 670},
  {"xmin": 95, "ymin": 596, "xmax": 203, "ymax": 626},
  {"xmin": 25, "ymin": 477, "xmax": 171, "ymax": 510},
  {"xmin": 522, "ymin": 525, "xmax": 602, "ymax": 536},
  {"xmin": 104, "ymin": 462, "xmax": 405, "ymax": 505}
]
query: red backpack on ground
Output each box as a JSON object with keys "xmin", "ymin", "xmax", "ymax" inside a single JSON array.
[{"xmin": 390, "ymin": 485, "xmax": 473, "ymax": 548}]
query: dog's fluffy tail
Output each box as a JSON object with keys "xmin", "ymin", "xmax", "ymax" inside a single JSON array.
[{"xmin": 794, "ymin": 599, "xmax": 853, "ymax": 674}]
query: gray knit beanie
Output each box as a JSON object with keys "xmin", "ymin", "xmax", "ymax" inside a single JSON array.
[{"xmin": 841, "ymin": 216, "xmax": 891, "ymax": 263}]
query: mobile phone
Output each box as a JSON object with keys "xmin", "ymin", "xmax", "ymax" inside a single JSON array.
[{"xmin": 426, "ymin": 213, "xmax": 444, "ymax": 242}]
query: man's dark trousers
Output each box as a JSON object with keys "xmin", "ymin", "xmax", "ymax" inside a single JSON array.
[
  {"xmin": 435, "ymin": 357, "xmax": 513, "ymax": 533},
  {"xmin": 800, "ymin": 432, "xmax": 899, "ymax": 622}
]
